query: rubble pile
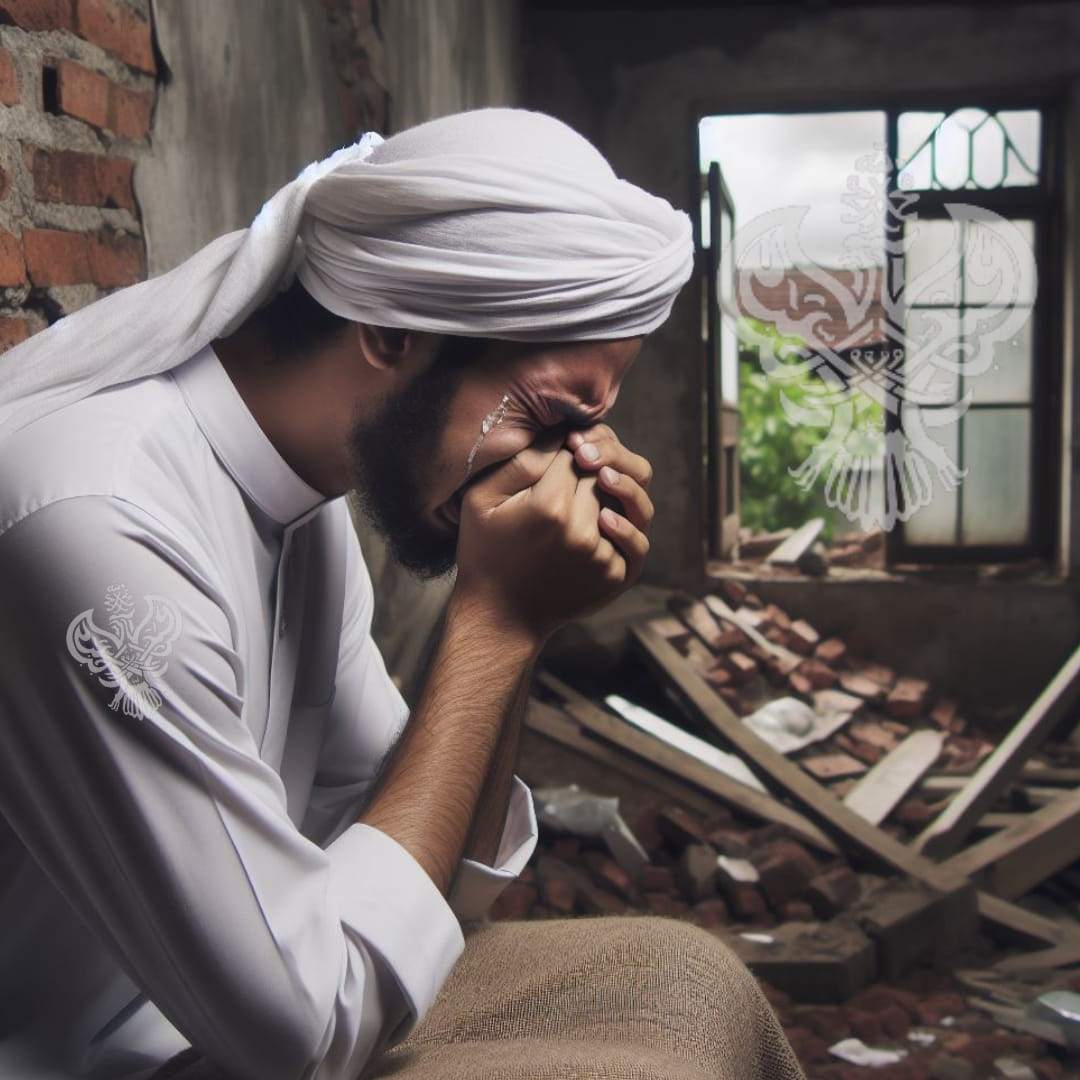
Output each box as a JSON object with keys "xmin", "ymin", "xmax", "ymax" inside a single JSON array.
[{"xmin": 505, "ymin": 581, "xmax": 1080, "ymax": 1078}]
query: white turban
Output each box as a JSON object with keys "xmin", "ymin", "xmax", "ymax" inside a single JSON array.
[{"xmin": 0, "ymin": 108, "xmax": 693, "ymax": 442}]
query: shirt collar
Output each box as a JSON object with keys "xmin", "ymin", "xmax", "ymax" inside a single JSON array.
[{"xmin": 171, "ymin": 345, "xmax": 328, "ymax": 526}]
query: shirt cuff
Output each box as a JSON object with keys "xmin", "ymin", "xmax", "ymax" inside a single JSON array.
[
  {"xmin": 448, "ymin": 776, "xmax": 538, "ymax": 921},
  {"xmin": 325, "ymin": 823, "xmax": 465, "ymax": 1027}
]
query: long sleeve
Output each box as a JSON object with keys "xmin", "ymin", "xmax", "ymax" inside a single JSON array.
[
  {"xmin": 0, "ymin": 496, "xmax": 463, "ymax": 1080},
  {"xmin": 302, "ymin": 517, "xmax": 538, "ymax": 922}
]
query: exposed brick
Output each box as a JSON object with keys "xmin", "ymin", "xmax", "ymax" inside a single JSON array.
[
  {"xmin": 814, "ymin": 637, "xmax": 848, "ymax": 666},
  {"xmin": 88, "ymin": 229, "xmax": 143, "ymax": 287},
  {"xmin": 0, "ymin": 226, "xmax": 25, "ymax": 285},
  {"xmin": 0, "ymin": 0, "xmax": 73, "ymax": 31},
  {"xmin": 31, "ymin": 147, "xmax": 100, "ymax": 204},
  {"xmin": 887, "ymin": 676, "xmax": 931, "ymax": 719},
  {"xmin": 0, "ymin": 46, "xmax": 17, "ymax": 105},
  {"xmin": 23, "ymin": 228, "xmax": 92, "ymax": 286},
  {"xmin": 108, "ymin": 81, "xmax": 151, "ymax": 137},
  {"xmin": 95, "ymin": 154, "xmax": 135, "ymax": 213},
  {"xmin": 638, "ymin": 864, "xmax": 676, "ymax": 893},
  {"xmin": 74, "ymin": 0, "xmax": 154, "ymax": 73},
  {"xmin": 0, "ymin": 315, "xmax": 31, "ymax": 353},
  {"xmin": 55, "ymin": 59, "xmax": 109, "ymax": 129},
  {"xmin": 787, "ymin": 619, "xmax": 820, "ymax": 655}
]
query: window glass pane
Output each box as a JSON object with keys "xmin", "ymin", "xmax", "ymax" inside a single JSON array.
[
  {"xmin": 700, "ymin": 191, "xmax": 710, "ymax": 249},
  {"xmin": 964, "ymin": 218, "xmax": 1036, "ymax": 306},
  {"xmin": 897, "ymin": 108, "xmax": 1040, "ymax": 190},
  {"xmin": 999, "ymin": 109, "xmax": 1041, "ymax": 187},
  {"xmin": 937, "ymin": 108, "xmax": 987, "ymax": 189},
  {"xmin": 962, "ymin": 308, "xmax": 1034, "ymax": 403},
  {"xmin": 961, "ymin": 408, "xmax": 1031, "ymax": 545},
  {"xmin": 903, "ymin": 413, "xmax": 958, "ymax": 544},
  {"xmin": 905, "ymin": 307, "xmax": 962, "ymax": 405},
  {"xmin": 898, "ymin": 111, "xmax": 944, "ymax": 190},
  {"xmin": 904, "ymin": 220, "xmax": 961, "ymax": 306}
]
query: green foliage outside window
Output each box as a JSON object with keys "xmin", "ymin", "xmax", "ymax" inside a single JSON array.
[{"xmin": 735, "ymin": 316, "xmax": 884, "ymax": 543}]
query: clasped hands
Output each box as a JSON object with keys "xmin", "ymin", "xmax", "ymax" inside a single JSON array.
[{"xmin": 453, "ymin": 424, "xmax": 655, "ymax": 643}]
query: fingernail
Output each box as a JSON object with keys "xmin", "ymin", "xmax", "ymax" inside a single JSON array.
[
  {"xmin": 580, "ymin": 442, "xmax": 600, "ymax": 462},
  {"xmin": 601, "ymin": 507, "xmax": 619, "ymax": 528},
  {"xmin": 600, "ymin": 466, "xmax": 619, "ymax": 486},
  {"xmin": 567, "ymin": 431, "xmax": 583, "ymax": 449}
]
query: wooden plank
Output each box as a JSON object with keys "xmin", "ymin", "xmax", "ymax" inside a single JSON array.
[
  {"xmin": 524, "ymin": 698, "xmax": 731, "ymax": 823},
  {"xmin": 765, "ymin": 517, "xmax": 825, "ymax": 566},
  {"xmin": 843, "ymin": 730, "xmax": 945, "ymax": 825},
  {"xmin": 912, "ymin": 643, "xmax": 1080, "ymax": 858},
  {"xmin": 533, "ymin": 677, "xmax": 840, "ymax": 855},
  {"xmin": 994, "ymin": 940, "xmax": 1080, "ymax": 974},
  {"xmin": 978, "ymin": 891, "xmax": 1080, "ymax": 950},
  {"xmin": 921, "ymin": 775, "xmax": 1059, "ymax": 807},
  {"xmin": 668, "ymin": 594, "xmax": 726, "ymax": 650},
  {"xmin": 940, "ymin": 790, "xmax": 1080, "ymax": 899}
]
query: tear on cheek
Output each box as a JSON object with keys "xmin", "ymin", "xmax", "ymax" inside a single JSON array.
[{"xmin": 462, "ymin": 392, "xmax": 511, "ymax": 483}]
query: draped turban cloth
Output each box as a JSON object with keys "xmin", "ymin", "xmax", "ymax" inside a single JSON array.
[{"xmin": 0, "ymin": 108, "xmax": 693, "ymax": 442}]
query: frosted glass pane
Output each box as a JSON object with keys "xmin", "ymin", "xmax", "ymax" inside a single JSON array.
[
  {"xmin": 905, "ymin": 308, "xmax": 962, "ymax": 405},
  {"xmin": 905, "ymin": 220, "xmax": 960, "ymax": 306},
  {"xmin": 936, "ymin": 108, "xmax": 988, "ymax": 189},
  {"xmin": 898, "ymin": 111, "xmax": 944, "ymax": 189},
  {"xmin": 961, "ymin": 409, "xmax": 1031, "ymax": 545},
  {"xmin": 971, "ymin": 116, "xmax": 1006, "ymax": 188},
  {"xmin": 903, "ymin": 414, "xmax": 958, "ymax": 545},
  {"xmin": 964, "ymin": 218, "xmax": 1035, "ymax": 305},
  {"xmin": 1000, "ymin": 110, "xmax": 1041, "ymax": 186},
  {"xmin": 962, "ymin": 308, "xmax": 1033, "ymax": 403}
]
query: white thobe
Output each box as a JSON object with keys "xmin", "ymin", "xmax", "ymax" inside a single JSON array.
[{"xmin": 0, "ymin": 346, "xmax": 537, "ymax": 1080}]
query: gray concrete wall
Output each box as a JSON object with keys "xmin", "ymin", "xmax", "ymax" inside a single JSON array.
[
  {"xmin": 139, "ymin": 0, "xmax": 345, "ymax": 275},
  {"xmin": 379, "ymin": 0, "xmax": 520, "ymax": 133},
  {"xmin": 523, "ymin": 2, "xmax": 1080, "ymax": 596}
]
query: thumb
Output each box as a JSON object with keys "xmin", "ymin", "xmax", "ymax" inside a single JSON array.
[{"xmin": 464, "ymin": 429, "xmax": 566, "ymax": 509}]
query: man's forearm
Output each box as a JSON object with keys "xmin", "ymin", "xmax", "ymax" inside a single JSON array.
[
  {"xmin": 358, "ymin": 593, "xmax": 540, "ymax": 896},
  {"xmin": 458, "ymin": 661, "xmax": 532, "ymax": 867}
]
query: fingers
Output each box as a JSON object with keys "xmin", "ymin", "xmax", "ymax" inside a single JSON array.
[
  {"xmin": 567, "ymin": 424, "xmax": 653, "ymax": 489},
  {"xmin": 599, "ymin": 506, "xmax": 649, "ymax": 584},
  {"xmin": 595, "ymin": 465, "xmax": 653, "ymax": 533},
  {"xmin": 465, "ymin": 429, "xmax": 566, "ymax": 506}
]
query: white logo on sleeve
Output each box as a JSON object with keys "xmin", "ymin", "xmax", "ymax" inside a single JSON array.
[{"xmin": 66, "ymin": 583, "xmax": 182, "ymax": 718}]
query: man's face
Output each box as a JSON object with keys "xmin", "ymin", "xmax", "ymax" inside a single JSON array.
[{"xmin": 347, "ymin": 336, "xmax": 642, "ymax": 578}]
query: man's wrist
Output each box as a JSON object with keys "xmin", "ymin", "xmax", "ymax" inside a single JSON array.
[{"xmin": 445, "ymin": 585, "xmax": 550, "ymax": 659}]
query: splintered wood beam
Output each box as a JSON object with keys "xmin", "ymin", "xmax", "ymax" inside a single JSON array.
[
  {"xmin": 843, "ymin": 730, "xmax": 945, "ymax": 826},
  {"xmin": 534, "ymin": 675, "xmax": 839, "ymax": 855},
  {"xmin": 912, "ymin": 643, "xmax": 1080, "ymax": 859},
  {"xmin": 765, "ymin": 517, "xmax": 824, "ymax": 566},
  {"xmin": 940, "ymin": 789, "xmax": 1080, "ymax": 900},
  {"xmin": 524, "ymin": 697, "xmax": 740, "ymax": 824}
]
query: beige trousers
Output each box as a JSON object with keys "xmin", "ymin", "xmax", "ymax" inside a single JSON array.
[{"xmin": 154, "ymin": 915, "xmax": 806, "ymax": 1080}]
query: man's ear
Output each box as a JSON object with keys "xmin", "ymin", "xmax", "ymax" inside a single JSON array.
[{"xmin": 356, "ymin": 324, "xmax": 411, "ymax": 371}]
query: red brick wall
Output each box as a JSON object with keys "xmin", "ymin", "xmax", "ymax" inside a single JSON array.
[{"xmin": 0, "ymin": 0, "xmax": 155, "ymax": 353}]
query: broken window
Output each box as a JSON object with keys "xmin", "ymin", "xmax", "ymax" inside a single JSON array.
[{"xmin": 699, "ymin": 101, "xmax": 1059, "ymax": 569}]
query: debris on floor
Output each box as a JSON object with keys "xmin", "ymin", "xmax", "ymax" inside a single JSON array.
[{"xmin": 511, "ymin": 580, "xmax": 1080, "ymax": 1079}]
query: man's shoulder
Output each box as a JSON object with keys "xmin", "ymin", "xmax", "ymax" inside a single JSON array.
[{"xmin": 0, "ymin": 371, "xmax": 215, "ymax": 540}]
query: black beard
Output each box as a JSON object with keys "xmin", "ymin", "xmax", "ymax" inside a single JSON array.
[{"xmin": 347, "ymin": 344, "xmax": 476, "ymax": 580}]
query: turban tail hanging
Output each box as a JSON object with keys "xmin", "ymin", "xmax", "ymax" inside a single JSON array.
[{"xmin": 0, "ymin": 109, "xmax": 694, "ymax": 442}]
